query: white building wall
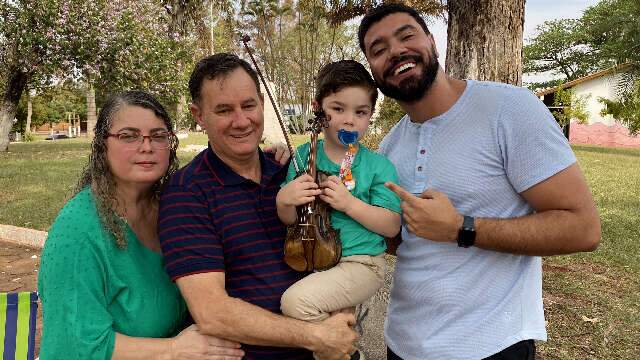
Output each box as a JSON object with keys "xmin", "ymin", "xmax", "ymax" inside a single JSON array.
[
  {"xmin": 571, "ymin": 73, "xmax": 621, "ymax": 126},
  {"xmin": 261, "ymin": 81, "xmax": 287, "ymax": 145}
]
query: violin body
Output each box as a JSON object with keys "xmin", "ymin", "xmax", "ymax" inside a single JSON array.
[
  {"xmin": 283, "ymin": 110, "xmax": 342, "ymax": 272},
  {"xmin": 284, "ymin": 172, "xmax": 342, "ymax": 272}
]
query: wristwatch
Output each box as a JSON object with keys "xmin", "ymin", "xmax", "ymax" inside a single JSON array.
[{"xmin": 457, "ymin": 215, "xmax": 476, "ymax": 248}]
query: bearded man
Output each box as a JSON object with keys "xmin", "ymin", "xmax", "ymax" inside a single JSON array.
[{"xmin": 358, "ymin": 4, "xmax": 601, "ymax": 360}]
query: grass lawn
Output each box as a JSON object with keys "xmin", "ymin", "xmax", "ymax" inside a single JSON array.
[
  {"xmin": 0, "ymin": 133, "xmax": 309, "ymax": 230},
  {"xmin": 538, "ymin": 145, "xmax": 640, "ymax": 359},
  {"xmin": 0, "ymin": 138, "xmax": 638, "ymax": 358}
]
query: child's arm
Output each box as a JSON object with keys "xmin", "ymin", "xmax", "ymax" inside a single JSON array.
[
  {"xmin": 319, "ymin": 176, "xmax": 401, "ymax": 238},
  {"xmin": 276, "ymin": 173, "xmax": 322, "ymax": 225}
]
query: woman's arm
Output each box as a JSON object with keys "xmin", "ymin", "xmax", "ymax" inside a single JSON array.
[{"xmin": 113, "ymin": 326, "xmax": 244, "ymax": 360}]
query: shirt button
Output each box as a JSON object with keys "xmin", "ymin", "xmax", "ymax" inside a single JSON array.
[
  {"xmin": 417, "ymin": 166, "xmax": 423, "ymax": 171},
  {"xmin": 420, "ymin": 149, "xmax": 426, "ymax": 155}
]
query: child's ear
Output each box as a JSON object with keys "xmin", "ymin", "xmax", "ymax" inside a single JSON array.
[{"xmin": 312, "ymin": 100, "xmax": 320, "ymax": 111}]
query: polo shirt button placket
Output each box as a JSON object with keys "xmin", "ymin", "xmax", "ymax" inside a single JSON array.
[{"xmin": 416, "ymin": 126, "xmax": 431, "ymax": 187}]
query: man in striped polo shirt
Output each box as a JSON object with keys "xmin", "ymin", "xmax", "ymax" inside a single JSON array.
[
  {"xmin": 358, "ymin": 4, "xmax": 601, "ymax": 360},
  {"xmin": 158, "ymin": 53, "xmax": 358, "ymax": 360}
]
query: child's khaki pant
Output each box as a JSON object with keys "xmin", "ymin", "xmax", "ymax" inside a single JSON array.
[{"xmin": 280, "ymin": 254, "xmax": 386, "ymax": 322}]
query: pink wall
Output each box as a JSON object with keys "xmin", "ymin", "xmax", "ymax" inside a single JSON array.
[{"xmin": 570, "ymin": 121, "xmax": 640, "ymax": 148}]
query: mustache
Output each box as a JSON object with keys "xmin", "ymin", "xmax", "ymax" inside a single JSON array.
[{"xmin": 384, "ymin": 54, "xmax": 423, "ymax": 78}]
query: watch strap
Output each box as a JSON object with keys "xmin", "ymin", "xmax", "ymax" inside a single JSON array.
[{"xmin": 457, "ymin": 215, "xmax": 476, "ymax": 248}]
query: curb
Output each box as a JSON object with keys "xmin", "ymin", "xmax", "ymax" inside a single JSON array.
[{"xmin": 0, "ymin": 224, "xmax": 46, "ymax": 249}]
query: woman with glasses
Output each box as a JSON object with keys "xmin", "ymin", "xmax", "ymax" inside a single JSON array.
[{"xmin": 38, "ymin": 91, "xmax": 244, "ymax": 359}]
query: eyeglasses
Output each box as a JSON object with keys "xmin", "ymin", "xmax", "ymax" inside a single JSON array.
[{"xmin": 105, "ymin": 130, "xmax": 173, "ymax": 150}]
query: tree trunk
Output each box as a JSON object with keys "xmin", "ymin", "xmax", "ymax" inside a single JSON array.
[
  {"xmin": 26, "ymin": 91, "xmax": 33, "ymax": 134},
  {"xmin": 86, "ymin": 83, "xmax": 97, "ymax": 138},
  {"xmin": 175, "ymin": 94, "xmax": 186, "ymax": 131},
  {"xmin": 445, "ymin": 0, "xmax": 525, "ymax": 86},
  {"xmin": 0, "ymin": 69, "xmax": 28, "ymax": 152}
]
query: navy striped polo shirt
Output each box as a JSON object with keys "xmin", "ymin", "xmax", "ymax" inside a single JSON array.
[{"xmin": 158, "ymin": 146, "xmax": 310, "ymax": 359}]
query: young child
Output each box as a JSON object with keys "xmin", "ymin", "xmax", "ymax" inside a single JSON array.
[{"xmin": 276, "ymin": 60, "xmax": 402, "ymax": 327}]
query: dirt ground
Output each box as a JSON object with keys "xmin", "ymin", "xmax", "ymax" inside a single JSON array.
[
  {"xmin": 0, "ymin": 239, "xmax": 391, "ymax": 360},
  {"xmin": 0, "ymin": 240, "xmax": 42, "ymax": 356}
]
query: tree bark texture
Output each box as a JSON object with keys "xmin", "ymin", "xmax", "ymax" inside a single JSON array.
[
  {"xmin": 86, "ymin": 83, "xmax": 97, "ymax": 138},
  {"xmin": 445, "ymin": 0, "xmax": 525, "ymax": 86},
  {"xmin": 26, "ymin": 92, "xmax": 32, "ymax": 134},
  {"xmin": 0, "ymin": 69, "xmax": 28, "ymax": 152}
]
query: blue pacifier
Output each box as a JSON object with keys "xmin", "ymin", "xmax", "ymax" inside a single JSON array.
[{"xmin": 337, "ymin": 129, "xmax": 359, "ymax": 146}]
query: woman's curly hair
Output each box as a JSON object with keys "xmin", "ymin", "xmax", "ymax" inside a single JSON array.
[{"xmin": 75, "ymin": 90, "xmax": 179, "ymax": 248}]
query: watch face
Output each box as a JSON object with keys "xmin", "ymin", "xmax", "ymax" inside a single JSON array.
[{"xmin": 457, "ymin": 230, "xmax": 473, "ymax": 247}]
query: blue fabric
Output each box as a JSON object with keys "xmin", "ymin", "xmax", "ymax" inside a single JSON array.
[
  {"xmin": 1, "ymin": 292, "xmax": 38, "ymax": 360},
  {"xmin": 27, "ymin": 293, "xmax": 37, "ymax": 360},
  {"xmin": 2, "ymin": 293, "xmax": 18, "ymax": 360}
]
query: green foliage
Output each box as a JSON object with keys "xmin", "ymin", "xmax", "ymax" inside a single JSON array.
[
  {"xmin": 0, "ymin": 0, "xmax": 69, "ymax": 87},
  {"xmin": 599, "ymin": 78, "xmax": 640, "ymax": 135},
  {"xmin": 13, "ymin": 83, "xmax": 85, "ymax": 130},
  {"xmin": 94, "ymin": 7, "xmax": 192, "ymax": 107},
  {"xmin": 1, "ymin": 0, "xmax": 203, "ymax": 132},
  {"xmin": 241, "ymin": 1, "xmax": 370, "ymax": 133},
  {"xmin": 523, "ymin": 0, "xmax": 637, "ymax": 88},
  {"xmin": 22, "ymin": 132, "xmax": 35, "ymax": 142},
  {"xmin": 582, "ymin": 0, "xmax": 640, "ymax": 134},
  {"xmin": 552, "ymin": 87, "xmax": 590, "ymax": 128},
  {"xmin": 525, "ymin": 0, "xmax": 640, "ymax": 132},
  {"xmin": 524, "ymin": 19, "xmax": 602, "ymax": 82},
  {"xmin": 375, "ymin": 96, "xmax": 405, "ymax": 133},
  {"xmin": 581, "ymin": 0, "xmax": 640, "ymax": 65},
  {"xmin": 35, "ymin": 85, "xmax": 85, "ymax": 125},
  {"xmin": 325, "ymin": 0, "xmax": 445, "ymax": 25},
  {"xmin": 362, "ymin": 96, "xmax": 404, "ymax": 150}
]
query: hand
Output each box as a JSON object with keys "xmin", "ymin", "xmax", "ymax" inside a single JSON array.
[
  {"xmin": 170, "ymin": 324, "xmax": 244, "ymax": 360},
  {"xmin": 311, "ymin": 312, "xmax": 358, "ymax": 360},
  {"xmin": 385, "ymin": 182, "xmax": 463, "ymax": 242},
  {"xmin": 319, "ymin": 176, "xmax": 356, "ymax": 213},
  {"xmin": 278, "ymin": 174, "xmax": 322, "ymax": 207},
  {"xmin": 263, "ymin": 142, "xmax": 291, "ymax": 165}
]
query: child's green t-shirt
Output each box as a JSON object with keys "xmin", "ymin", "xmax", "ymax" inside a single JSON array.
[{"xmin": 283, "ymin": 140, "xmax": 401, "ymax": 257}]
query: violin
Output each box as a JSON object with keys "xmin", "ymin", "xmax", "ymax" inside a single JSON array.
[
  {"xmin": 241, "ymin": 35, "xmax": 341, "ymax": 272},
  {"xmin": 283, "ymin": 109, "xmax": 341, "ymax": 271}
]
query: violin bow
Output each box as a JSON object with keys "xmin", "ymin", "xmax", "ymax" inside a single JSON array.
[{"xmin": 241, "ymin": 35, "xmax": 302, "ymax": 174}]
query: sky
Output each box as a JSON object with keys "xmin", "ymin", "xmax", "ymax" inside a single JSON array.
[{"xmin": 427, "ymin": 0, "xmax": 601, "ymax": 83}]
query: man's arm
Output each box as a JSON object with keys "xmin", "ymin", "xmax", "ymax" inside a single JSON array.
[
  {"xmin": 176, "ymin": 272, "xmax": 357, "ymax": 358},
  {"xmin": 473, "ymin": 163, "xmax": 600, "ymax": 255},
  {"xmin": 386, "ymin": 163, "xmax": 600, "ymax": 256}
]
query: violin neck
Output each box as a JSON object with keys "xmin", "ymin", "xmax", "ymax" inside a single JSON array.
[{"xmin": 307, "ymin": 131, "xmax": 318, "ymax": 180}]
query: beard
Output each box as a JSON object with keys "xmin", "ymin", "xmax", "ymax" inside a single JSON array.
[{"xmin": 375, "ymin": 50, "xmax": 439, "ymax": 103}]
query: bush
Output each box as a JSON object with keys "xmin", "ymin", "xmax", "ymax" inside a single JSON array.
[
  {"xmin": 22, "ymin": 132, "xmax": 35, "ymax": 142},
  {"xmin": 362, "ymin": 96, "xmax": 405, "ymax": 150}
]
